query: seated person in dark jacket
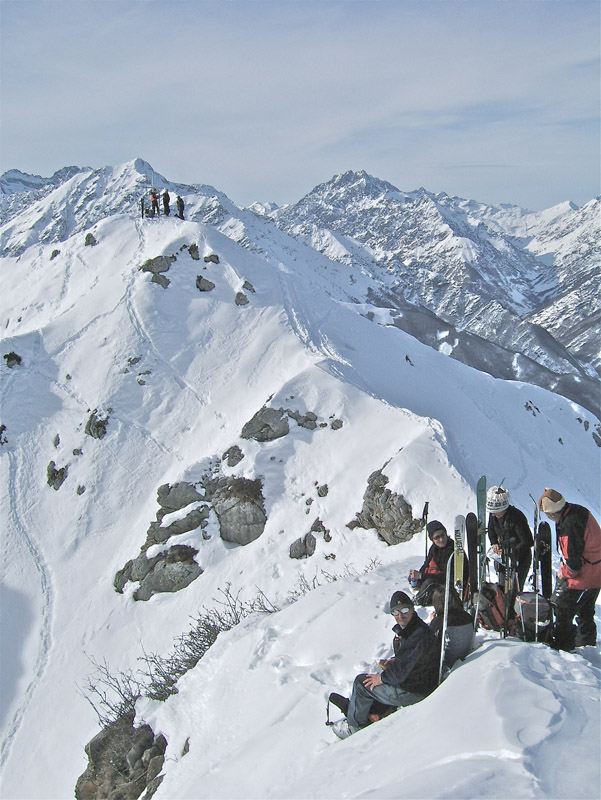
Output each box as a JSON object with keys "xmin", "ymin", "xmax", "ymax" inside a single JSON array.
[
  {"xmin": 410, "ymin": 520, "xmax": 463, "ymax": 604},
  {"xmin": 429, "ymin": 586, "xmax": 474, "ymax": 667},
  {"xmin": 329, "ymin": 591, "xmax": 438, "ymax": 738},
  {"xmin": 487, "ymin": 486, "xmax": 533, "ymax": 591}
]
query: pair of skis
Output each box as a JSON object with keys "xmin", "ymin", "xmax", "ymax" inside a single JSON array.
[{"xmin": 438, "ymin": 512, "xmax": 468, "ymax": 684}]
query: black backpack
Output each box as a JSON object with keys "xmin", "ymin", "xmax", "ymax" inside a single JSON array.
[
  {"xmin": 514, "ymin": 592, "xmax": 553, "ymax": 642},
  {"xmin": 476, "ymin": 582, "xmax": 506, "ymax": 631}
]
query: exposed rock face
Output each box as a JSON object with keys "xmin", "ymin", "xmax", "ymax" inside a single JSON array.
[
  {"xmin": 211, "ymin": 477, "xmax": 267, "ymax": 545},
  {"xmin": 290, "ymin": 532, "xmax": 316, "ymax": 559},
  {"xmin": 156, "ymin": 482, "xmax": 202, "ymax": 513},
  {"xmin": 146, "ymin": 507, "xmax": 209, "ymax": 545},
  {"xmin": 114, "ymin": 475, "xmax": 268, "ymax": 598},
  {"xmin": 75, "ymin": 711, "xmax": 166, "ymax": 800},
  {"xmin": 204, "ymin": 253, "xmax": 219, "ymax": 263},
  {"xmin": 350, "ymin": 468, "xmax": 423, "ymax": 544},
  {"xmin": 84, "ymin": 232, "xmax": 97, "ymax": 247},
  {"xmin": 288, "ymin": 409, "xmax": 318, "ymax": 430},
  {"xmin": 222, "ymin": 445, "xmax": 244, "ymax": 467},
  {"xmin": 47, "ymin": 460, "xmax": 68, "ymax": 490},
  {"xmin": 3, "ymin": 351, "xmax": 22, "ymax": 368},
  {"xmin": 235, "ymin": 291, "xmax": 249, "ymax": 306},
  {"xmin": 196, "ymin": 275, "xmax": 216, "ymax": 292},
  {"xmin": 85, "ymin": 410, "xmax": 110, "ymax": 440},
  {"xmin": 241, "ymin": 407, "xmax": 290, "ymax": 441},
  {"xmin": 140, "ymin": 255, "xmax": 176, "ymax": 288},
  {"xmin": 133, "ymin": 545, "xmax": 202, "ymax": 602}
]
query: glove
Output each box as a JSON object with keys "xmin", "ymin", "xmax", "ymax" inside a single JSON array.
[{"xmin": 550, "ymin": 576, "xmax": 569, "ymax": 605}]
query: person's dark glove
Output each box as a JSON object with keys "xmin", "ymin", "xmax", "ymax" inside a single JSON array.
[{"xmin": 550, "ymin": 576, "xmax": 569, "ymax": 605}]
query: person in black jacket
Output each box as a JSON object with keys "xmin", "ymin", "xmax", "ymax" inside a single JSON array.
[
  {"xmin": 329, "ymin": 591, "xmax": 438, "ymax": 737},
  {"xmin": 410, "ymin": 520, "xmax": 453, "ymax": 592},
  {"xmin": 487, "ymin": 486, "xmax": 533, "ymax": 591},
  {"xmin": 410, "ymin": 520, "xmax": 467, "ymax": 605}
]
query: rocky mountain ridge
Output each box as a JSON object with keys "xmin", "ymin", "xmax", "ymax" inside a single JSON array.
[{"xmin": 1, "ymin": 160, "xmax": 599, "ymax": 415}]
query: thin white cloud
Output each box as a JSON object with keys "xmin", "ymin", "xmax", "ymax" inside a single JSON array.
[{"xmin": 1, "ymin": 0, "xmax": 598, "ymax": 209}]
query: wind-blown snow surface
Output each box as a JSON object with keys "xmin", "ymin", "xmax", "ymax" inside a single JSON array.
[{"xmin": 0, "ymin": 202, "xmax": 599, "ymax": 799}]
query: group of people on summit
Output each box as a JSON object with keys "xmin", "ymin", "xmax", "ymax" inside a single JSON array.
[
  {"xmin": 140, "ymin": 189, "xmax": 185, "ymax": 220},
  {"xmin": 329, "ymin": 486, "xmax": 600, "ymax": 739}
]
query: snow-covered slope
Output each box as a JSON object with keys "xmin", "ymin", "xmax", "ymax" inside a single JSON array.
[
  {"xmin": 0, "ymin": 161, "xmax": 599, "ymax": 799},
  {"xmin": 269, "ymin": 171, "xmax": 600, "ymax": 412}
]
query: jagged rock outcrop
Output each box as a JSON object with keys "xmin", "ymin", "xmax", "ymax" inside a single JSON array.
[
  {"xmin": 235, "ymin": 291, "xmax": 249, "ymax": 306},
  {"xmin": 84, "ymin": 232, "xmax": 97, "ymax": 247},
  {"xmin": 349, "ymin": 468, "xmax": 423, "ymax": 544},
  {"xmin": 211, "ymin": 477, "xmax": 267, "ymax": 545},
  {"xmin": 139, "ymin": 254, "xmax": 176, "ymax": 288},
  {"xmin": 114, "ymin": 475, "xmax": 267, "ymax": 598},
  {"xmin": 222, "ymin": 445, "xmax": 244, "ymax": 467},
  {"xmin": 115, "ymin": 482, "xmax": 206, "ymax": 598},
  {"xmin": 85, "ymin": 410, "xmax": 110, "ymax": 440},
  {"xmin": 156, "ymin": 481, "xmax": 203, "ymax": 515},
  {"xmin": 47, "ymin": 460, "xmax": 68, "ymax": 490},
  {"xmin": 241, "ymin": 407, "xmax": 290, "ymax": 441},
  {"xmin": 196, "ymin": 275, "xmax": 216, "ymax": 292},
  {"xmin": 133, "ymin": 545, "xmax": 202, "ymax": 602},
  {"xmin": 146, "ymin": 507, "xmax": 209, "ymax": 545},
  {"xmin": 75, "ymin": 711, "xmax": 166, "ymax": 800},
  {"xmin": 3, "ymin": 351, "xmax": 22, "ymax": 368},
  {"xmin": 241, "ymin": 405, "xmax": 322, "ymax": 442},
  {"xmin": 289, "ymin": 532, "xmax": 316, "ymax": 559}
]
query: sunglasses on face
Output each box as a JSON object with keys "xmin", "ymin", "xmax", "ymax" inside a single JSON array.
[
  {"xmin": 432, "ymin": 533, "xmax": 446, "ymax": 541},
  {"xmin": 392, "ymin": 607, "xmax": 412, "ymax": 615}
]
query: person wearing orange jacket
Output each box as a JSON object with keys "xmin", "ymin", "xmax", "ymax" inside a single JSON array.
[{"xmin": 539, "ymin": 488, "xmax": 601, "ymax": 650}]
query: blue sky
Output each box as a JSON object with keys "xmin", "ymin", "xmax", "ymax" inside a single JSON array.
[{"xmin": 1, "ymin": 0, "xmax": 599, "ymax": 210}]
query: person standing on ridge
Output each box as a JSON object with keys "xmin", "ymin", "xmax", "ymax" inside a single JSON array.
[
  {"xmin": 162, "ymin": 190, "xmax": 170, "ymax": 216},
  {"xmin": 150, "ymin": 190, "xmax": 160, "ymax": 216},
  {"xmin": 328, "ymin": 591, "xmax": 438, "ymax": 738},
  {"xmin": 176, "ymin": 195, "xmax": 184, "ymax": 219},
  {"xmin": 539, "ymin": 488, "xmax": 601, "ymax": 650},
  {"xmin": 487, "ymin": 486, "xmax": 533, "ymax": 591}
]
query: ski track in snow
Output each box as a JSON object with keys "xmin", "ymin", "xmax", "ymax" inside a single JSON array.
[{"xmin": 0, "ymin": 448, "xmax": 54, "ymax": 771}]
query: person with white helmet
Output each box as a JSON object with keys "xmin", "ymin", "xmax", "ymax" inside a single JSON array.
[
  {"xmin": 538, "ymin": 488, "xmax": 601, "ymax": 650},
  {"xmin": 487, "ymin": 486, "xmax": 533, "ymax": 592}
]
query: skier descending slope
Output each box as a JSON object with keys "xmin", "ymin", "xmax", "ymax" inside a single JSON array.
[
  {"xmin": 328, "ymin": 591, "xmax": 438, "ymax": 738},
  {"xmin": 539, "ymin": 488, "xmax": 601, "ymax": 650}
]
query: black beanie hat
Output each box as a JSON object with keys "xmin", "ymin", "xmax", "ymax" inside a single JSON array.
[
  {"xmin": 427, "ymin": 520, "xmax": 446, "ymax": 539},
  {"xmin": 390, "ymin": 591, "xmax": 414, "ymax": 612}
]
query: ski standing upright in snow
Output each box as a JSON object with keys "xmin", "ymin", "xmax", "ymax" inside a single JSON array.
[
  {"xmin": 466, "ymin": 511, "xmax": 479, "ymax": 609},
  {"xmin": 473, "ymin": 476, "xmax": 487, "ymax": 628},
  {"xmin": 453, "ymin": 514, "xmax": 467, "ymax": 600}
]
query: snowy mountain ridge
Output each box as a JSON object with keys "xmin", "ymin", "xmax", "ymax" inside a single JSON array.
[
  {"xmin": 0, "ymin": 159, "xmax": 599, "ymax": 799},
  {"xmin": 2, "ymin": 159, "xmax": 598, "ymax": 416}
]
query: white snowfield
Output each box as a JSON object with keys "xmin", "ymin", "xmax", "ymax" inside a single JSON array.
[
  {"xmin": 139, "ymin": 570, "xmax": 601, "ymax": 800},
  {"xmin": 0, "ymin": 169, "xmax": 599, "ymax": 799}
]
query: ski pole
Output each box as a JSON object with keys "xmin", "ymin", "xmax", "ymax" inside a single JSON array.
[{"xmin": 422, "ymin": 501, "xmax": 429, "ymax": 560}]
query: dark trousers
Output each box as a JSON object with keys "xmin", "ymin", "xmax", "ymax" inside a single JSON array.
[
  {"xmin": 347, "ymin": 673, "xmax": 425, "ymax": 729},
  {"xmin": 553, "ymin": 586, "xmax": 600, "ymax": 650}
]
